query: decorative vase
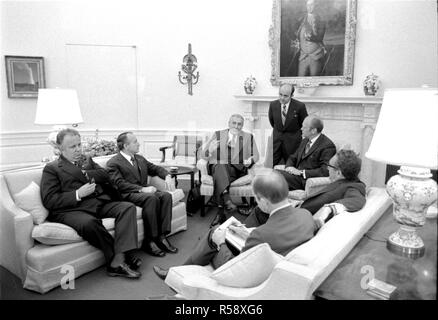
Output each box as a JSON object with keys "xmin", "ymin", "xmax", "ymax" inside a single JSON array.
[
  {"xmin": 244, "ymin": 75, "xmax": 257, "ymax": 95},
  {"xmin": 363, "ymin": 73, "xmax": 380, "ymax": 96}
]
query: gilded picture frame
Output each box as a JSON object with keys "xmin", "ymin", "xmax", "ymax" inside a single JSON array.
[
  {"xmin": 269, "ymin": 0, "xmax": 357, "ymax": 87},
  {"xmin": 5, "ymin": 55, "xmax": 46, "ymax": 98}
]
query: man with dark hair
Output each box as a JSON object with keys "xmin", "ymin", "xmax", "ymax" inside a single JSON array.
[
  {"xmin": 200, "ymin": 114, "xmax": 259, "ymax": 226},
  {"xmin": 107, "ymin": 132, "xmax": 178, "ymax": 257},
  {"xmin": 40, "ymin": 129, "xmax": 141, "ymax": 279},
  {"xmin": 245, "ymin": 150, "xmax": 366, "ymax": 229},
  {"xmin": 269, "ymin": 84, "xmax": 308, "ymax": 166},
  {"xmin": 152, "ymin": 170, "xmax": 314, "ymax": 280},
  {"xmin": 278, "ymin": 115, "xmax": 336, "ymax": 190}
]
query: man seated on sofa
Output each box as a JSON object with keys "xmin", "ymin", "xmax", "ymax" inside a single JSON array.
[
  {"xmin": 245, "ymin": 149, "xmax": 366, "ymax": 229},
  {"xmin": 200, "ymin": 113, "xmax": 259, "ymax": 226},
  {"xmin": 277, "ymin": 116, "xmax": 336, "ymax": 191},
  {"xmin": 152, "ymin": 169, "xmax": 315, "ymax": 280},
  {"xmin": 106, "ymin": 132, "xmax": 178, "ymax": 258},
  {"xmin": 40, "ymin": 128, "xmax": 141, "ymax": 279}
]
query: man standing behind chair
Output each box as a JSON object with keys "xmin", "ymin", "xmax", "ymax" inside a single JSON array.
[
  {"xmin": 269, "ymin": 84, "xmax": 308, "ymax": 166},
  {"xmin": 107, "ymin": 132, "xmax": 178, "ymax": 258},
  {"xmin": 40, "ymin": 129, "xmax": 141, "ymax": 279},
  {"xmin": 278, "ymin": 116, "xmax": 336, "ymax": 191},
  {"xmin": 200, "ymin": 114, "xmax": 259, "ymax": 215}
]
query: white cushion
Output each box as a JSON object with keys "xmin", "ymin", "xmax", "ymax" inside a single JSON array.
[
  {"xmin": 211, "ymin": 243, "xmax": 283, "ymax": 288},
  {"xmin": 32, "ymin": 218, "xmax": 115, "ymax": 245},
  {"xmin": 13, "ymin": 181, "xmax": 49, "ymax": 225},
  {"xmin": 167, "ymin": 188, "xmax": 185, "ymax": 205}
]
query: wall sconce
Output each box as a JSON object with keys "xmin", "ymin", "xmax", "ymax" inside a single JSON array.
[{"xmin": 178, "ymin": 43, "xmax": 199, "ymax": 95}]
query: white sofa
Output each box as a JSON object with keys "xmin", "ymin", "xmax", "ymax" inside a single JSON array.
[
  {"xmin": 165, "ymin": 187, "xmax": 391, "ymax": 300},
  {"xmin": 0, "ymin": 156, "xmax": 187, "ymax": 294}
]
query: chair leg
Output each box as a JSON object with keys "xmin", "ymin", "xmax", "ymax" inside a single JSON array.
[{"xmin": 201, "ymin": 195, "xmax": 205, "ymax": 217}]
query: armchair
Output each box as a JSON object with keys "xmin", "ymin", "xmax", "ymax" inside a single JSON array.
[{"xmin": 159, "ymin": 135, "xmax": 203, "ymax": 169}]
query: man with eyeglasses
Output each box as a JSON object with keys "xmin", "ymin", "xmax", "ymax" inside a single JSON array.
[
  {"xmin": 268, "ymin": 84, "xmax": 308, "ymax": 166},
  {"xmin": 245, "ymin": 149, "xmax": 366, "ymax": 230}
]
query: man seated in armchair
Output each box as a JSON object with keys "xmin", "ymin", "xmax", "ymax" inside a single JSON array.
[
  {"xmin": 106, "ymin": 132, "xmax": 178, "ymax": 258},
  {"xmin": 245, "ymin": 149, "xmax": 366, "ymax": 229},
  {"xmin": 277, "ymin": 116, "xmax": 336, "ymax": 191},
  {"xmin": 152, "ymin": 170, "xmax": 315, "ymax": 280},
  {"xmin": 200, "ymin": 114, "xmax": 259, "ymax": 226}
]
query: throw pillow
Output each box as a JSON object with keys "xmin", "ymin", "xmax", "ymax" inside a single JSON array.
[
  {"xmin": 13, "ymin": 181, "xmax": 49, "ymax": 225},
  {"xmin": 211, "ymin": 243, "xmax": 283, "ymax": 288},
  {"xmin": 32, "ymin": 222, "xmax": 83, "ymax": 245}
]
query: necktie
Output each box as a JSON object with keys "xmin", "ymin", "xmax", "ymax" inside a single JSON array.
[
  {"xmin": 130, "ymin": 156, "xmax": 136, "ymax": 166},
  {"xmin": 305, "ymin": 140, "xmax": 312, "ymax": 155},
  {"xmin": 228, "ymin": 135, "xmax": 237, "ymax": 148},
  {"xmin": 281, "ymin": 105, "xmax": 287, "ymax": 125}
]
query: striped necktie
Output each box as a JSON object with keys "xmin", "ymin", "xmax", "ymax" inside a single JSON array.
[{"xmin": 305, "ymin": 140, "xmax": 312, "ymax": 154}]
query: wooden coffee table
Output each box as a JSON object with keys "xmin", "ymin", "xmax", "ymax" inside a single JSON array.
[{"xmin": 165, "ymin": 165, "xmax": 198, "ymax": 189}]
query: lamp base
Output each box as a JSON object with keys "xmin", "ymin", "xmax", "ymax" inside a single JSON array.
[{"xmin": 387, "ymin": 225, "xmax": 425, "ymax": 259}]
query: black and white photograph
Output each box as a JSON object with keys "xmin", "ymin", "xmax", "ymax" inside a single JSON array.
[{"xmin": 0, "ymin": 0, "xmax": 436, "ymax": 309}]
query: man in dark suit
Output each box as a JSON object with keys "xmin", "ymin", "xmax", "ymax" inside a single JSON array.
[
  {"xmin": 269, "ymin": 84, "xmax": 308, "ymax": 166},
  {"xmin": 245, "ymin": 150, "xmax": 366, "ymax": 230},
  {"xmin": 106, "ymin": 132, "xmax": 178, "ymax": 258},
  {"xmin": 152, "ymin": 170, "xmax": 315, "ymax": 279},
  {"xmin": 278, "ymin": 116, "xmax": 336, "ymax": 190},
  {"xmin": 40, "ymin": 129, "xmax": 141, "ymax": 279},
  {"xmin": 200, "ymin": 114, "xmax": 259, "ymax": 225}
]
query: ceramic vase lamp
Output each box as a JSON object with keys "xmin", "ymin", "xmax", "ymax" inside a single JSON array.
[
  {"xmin": 366, "ymin": 87, "xmax": 438, "ymax": 259},
  {"xmin": 34, "ymin": 88, "xmax": 83, "ymax": 159}
]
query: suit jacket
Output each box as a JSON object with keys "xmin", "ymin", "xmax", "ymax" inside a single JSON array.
[
  {"xmin": 106, "ymin": 152, "xmax": 168, "ymax": 197},
  {"xmin": 40, "ymin": 155, "xmax": 114, "ymax": 216},
  {"xmin": 301, "ymin": 178, "xmax": 367, "ymax": 214},
  {"xmin": 200, "ymin": 129, "xmax": 259, "ymax": 171},
  {"xmin": 213, "ymin": 205, "xmax": 314, "ymax": 268},
  {"xmin": 285, "ymin": 133, "xmax": 336, "ymax": 179},
  {"xmin": 268, "ymin": 98, "xmax": 308, "ymax": 154}
]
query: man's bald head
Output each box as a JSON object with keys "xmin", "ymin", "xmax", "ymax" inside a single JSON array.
[
  {"xmin": 252, "ymin": 169, "xmax": 289, "ymax": 204},
  {"xmin": 279, "ymin": 84, "xmax": 295, "ymax": 105}
]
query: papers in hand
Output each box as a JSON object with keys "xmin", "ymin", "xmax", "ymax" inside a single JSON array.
[{"xmin": 218, "ymin": 216, "xmax": 255, "ymax": 252}]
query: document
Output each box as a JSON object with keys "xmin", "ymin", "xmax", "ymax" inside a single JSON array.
[{"xmin": 218, "ymin": 216, "xmax": 255, "ymax": 252}]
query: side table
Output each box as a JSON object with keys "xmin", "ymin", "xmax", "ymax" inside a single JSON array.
[
  {"xmin": 165, "ymin": 165, "xmax": 198, "ymax": 189},
  {"xmin": 314, "ymin": 205, "xmax": 437, "ymax": 300}
]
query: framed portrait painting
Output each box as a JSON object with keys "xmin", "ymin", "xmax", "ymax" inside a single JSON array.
[
  {"xmin": 269, "ymin": 0, "xmax": 357, "ymax": 86},
  {"xmin": 5, "ymin": 55, "xmax": 46, "ymax": 98}
]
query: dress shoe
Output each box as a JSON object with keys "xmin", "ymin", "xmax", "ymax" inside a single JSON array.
[
  {"xmin": 125, "ymin": 255, "xmax": 142, "ymax": 270},
  {"xmin": 143, "ymin": 241, "xmax": 166, "ymax": 257},
  {"xmin": 107, "ymin": 262, "xmax": 141, "ymax": 279},
  {"xmin": 210, "ymin": 211, "xmax": 227, "ymax": 228},
  {"xmin": 157, "ymin": 237, "xmax": 178, "ymax": 254},
  {"xmin": 225, "ymin": 200, "xmax": 237, "ymax": 211},
  {"xmin": 153, "ymin": 265, "xmax": 169, "ymax": 280}
]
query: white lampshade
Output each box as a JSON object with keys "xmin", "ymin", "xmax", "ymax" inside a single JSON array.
[
  {"xmin": 35, "ymin": 88, "xmax": 83, "ymax": 125},
  {"xmin": 366, "ymin": 88, "xmax": 438, "ymax": 169}
]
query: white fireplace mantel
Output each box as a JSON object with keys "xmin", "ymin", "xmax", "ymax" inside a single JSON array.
[{"xmin": 234, "ymin": 94, "xmax": 386, "ymax": 188}]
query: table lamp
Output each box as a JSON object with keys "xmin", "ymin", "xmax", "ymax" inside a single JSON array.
[
  {"xmin": 34, "ymin": 88, "xmax": 83, "ymax": 157},
  {"xmin": 366, "ymin": 87, "xmax": 438, "ymax": 259}
]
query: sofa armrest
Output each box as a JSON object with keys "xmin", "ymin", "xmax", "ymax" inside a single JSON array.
[
  {"xmin": 0, "ymin": 176, "xmax": 34, "ymax": 281},
  {"xmin": 178, "ymin": 261, "xmax": 316, "ymax": 300},
  {"xmin": 197, "ymin": 159, "xmax": 209, "ymax": 177},
  {"xmin": 274, "ymin": 165, "xmax": 285, "ymax": 171},
  {"xmin": 305, "ymin": 177, "xmax": 331, "ymax": 195},
  {"xmin": 149, "ymin": 176, "xmax": 167, "ymax": 191}
]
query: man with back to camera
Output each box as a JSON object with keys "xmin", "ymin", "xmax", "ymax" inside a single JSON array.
[
  {"xmin": 277, "ymin": 115, "xmax": 336, "ymax": 191},
  {"xmin": 106, "ymin": 132, "xmax": 178, "ymax": 258},
  {"xmin": 245, "ymin": 149, "xmax": 367, "ymax": 230},
  {"xmin": 152, "ymin": 169, "xmax": 315, "ymax": 280},
  {"xmin": 40, "ymin": 128, "xmax": 141, "ymax": 279},
  {"xmin": 268, "ymin": 83, "xmax": 308, "ymax": 166}
]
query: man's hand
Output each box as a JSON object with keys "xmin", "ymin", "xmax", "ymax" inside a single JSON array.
[
  {"xmin": 228, "ymin": 224, "xmax": 250, "ymax": 238},
  {"xmin": 285, "ymin": 166, "xmax": 302, "ymax": 175},
  {"xmin": 313, "ymin": 206, "xmax": 332, "ymax": 228},
  {"xmin": 165, "ymin": 175, "xmax": 175, "ymax": 191},
  {"xmin": 243, "ymin": 158, "xmax": 253, "ymax": 167},
  {"xmin": 140, "ymin": 186, "xmax": 157, "ymax": 194},
  {"xmin": 77, "ymin": 183, "xmax": 96, "ymax": 199},
  {"xmin": 211, "ymin": 227, "xmax": 226, "ymax": 248}
]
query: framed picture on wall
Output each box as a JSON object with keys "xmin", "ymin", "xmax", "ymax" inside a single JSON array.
[
  {"xmin": 269, "ymin": 0, "xmax": 357, "ymax": 87},
  {"xmin": 5, "ymin": 55, "xmax": 46, "ymax": 98}
]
